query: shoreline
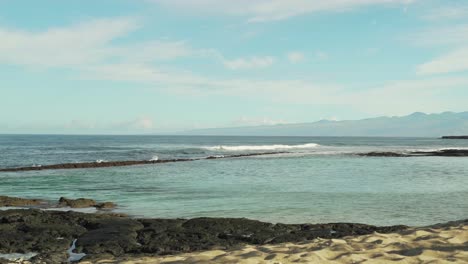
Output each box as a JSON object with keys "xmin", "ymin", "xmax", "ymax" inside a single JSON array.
[
  {"xmin": 0, "ymin": 195, "xmax": 467, "ymax": 263},
  {"xmin": 83, "ymin": 221, "xmax": 468, "ymax": 263},
  {"xmin": 0, "ymin": 208, "xmax": 467, "ymax": 263},
  {"xmin": 0, "ymin": 208, "xmax": 407, "ymax": 263}
]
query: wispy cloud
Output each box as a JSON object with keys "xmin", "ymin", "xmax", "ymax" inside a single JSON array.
[
  {"xmin": 0, "ymin": 17, "xmax": 276, "ymax": 74},
  {"xmin": 0, "ymin": 17, "xmax": 140, "ymax": 67},
  {"xmin": 2, "ymin": 14, "xmax": 467, "ymax": 123},
  {"xmin": 412, "ymin": 24, "xmax": 468, "ymax": 75},
  {"xmin": 223, "ymin": 56, "xmax": 275, "ymax": 70},
  {"xmin": 417, "ymin": 47, "xmax": 468, "ymax": 75},
  {"xmin": 78, "ymin": 60, "xmax": 468, "ymax": 115},
  {"xmin": 287, "ymin": 51, "xmax": 305, "ymax": 63},
  {"xmin": 0, "ymin": 17, "xmax": 197, "ymax": 69},
  {"xmin": 150, "ymin": 0, "xmax": 414, "ymax": 22}
]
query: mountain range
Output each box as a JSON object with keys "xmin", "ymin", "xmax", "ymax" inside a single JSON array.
[{"xmin": 183, "ymin": 112, "xmax": 468, "ymax": 137}]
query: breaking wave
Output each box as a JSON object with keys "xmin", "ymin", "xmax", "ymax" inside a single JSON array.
[{"xmin": 202, "ymin": 143, "xmax": 320, "ymax": 151}]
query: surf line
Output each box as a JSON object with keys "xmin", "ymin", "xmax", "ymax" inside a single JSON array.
[{"xmin": 0, "ymin": 152, "xmax": 288, "ymax": 172}]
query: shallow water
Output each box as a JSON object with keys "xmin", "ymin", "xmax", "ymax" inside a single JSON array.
[{"xmin": 1, "ymin": 135, "xmax": 467, "ymax": 226}]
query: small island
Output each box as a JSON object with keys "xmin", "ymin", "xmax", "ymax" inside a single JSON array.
[{"xmin": 441, "ymin": 136, "xmax": 468, "ymax": 139}]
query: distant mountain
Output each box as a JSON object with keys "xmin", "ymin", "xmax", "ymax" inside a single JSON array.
[{"xmin": 183, "ymin": 112, "xmax": 468, "ymax": 137}]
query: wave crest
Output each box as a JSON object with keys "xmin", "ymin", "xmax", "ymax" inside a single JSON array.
[{"xmin": 202, "ymin": 143, "xmax": 320, "ymax": 151}]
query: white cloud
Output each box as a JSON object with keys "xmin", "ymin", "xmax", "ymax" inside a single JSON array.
[
  {"xmin": 0, "ymin": 17, "xmax": 140, "ymax": 67},
  {"xmin": 347, "ymin": 77, "xmax": 468, "ymax": 115},
  {"xmin": 151, "ymin": 0, "xmax": 414, "ymax": 22},
  {"xmin": 0, "ymin": 17, "xmax": 196, "ymax": 69},
  {"xmin": 0, "ymin": 17, "xmax": 274, "ymax": 74},
  {"xmin": 2, "ymin": 15, "xmax": 466, "ymax": 123},
  {"xmin": 222, "ymin": 56, "xmax": 275, "ymax": 70},
  {"xmin": 417, "ymin": 47, "xmax": 468, "ymax": 75},
  {"xmin": 287, "ymin": 51, "xmax": 305, "ymax": 63},
  {"xmin": 78, "ymin": 59, "xmax": 468, "ymax": 115},
  {"xmin": 412, "ymin": 24, "xmax": 468, "ymax": 75}
]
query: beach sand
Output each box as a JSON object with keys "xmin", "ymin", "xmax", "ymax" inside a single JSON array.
[{"xmin": 80, "ymin": 222, "xmax": 468, "ymax": 264}]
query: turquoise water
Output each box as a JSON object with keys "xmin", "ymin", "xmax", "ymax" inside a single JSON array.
[{"xmin": 1, "ymin": 135, "xmax": 467, "ymax": 226}]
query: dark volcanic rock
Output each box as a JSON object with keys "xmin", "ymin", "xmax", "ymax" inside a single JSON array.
[
  {"xmin": 0, "ymin": 209, "xmax": 408, "ymax": 262},
  {"xmin": 95, "ymin": 202, "xmax": 117, "ymax": 210},
  {"xmin": 412, "ymin": 149, "xmax": 468, "ymax": 157},
  {"xmin": 76, "ymin": 218, "xmax": 144, "ymax": 256},
  {"xmin": 58, "ymin": 197, "xmax": 97, "ymax": 208},
  {"xmin": 359, "ymin": 149, "xmax": 468, "ymax": 157},
  {"xmin": 29, "ymin": 251, "xmax": 68, "ymax": 264},
  {"xmin": 0, "ymin": 152, "xmax": 288, "ymax": 172},
  {"xmin": 357, "ymin": 152, "xmax": 409, "ymax": 157},
  {"xmin": 0, "ymin": 196, "xmax": 44, "ymax": 207},
  {"xmin": 441, "ymin": 136, "xmax": 468, "ymax": 139}
]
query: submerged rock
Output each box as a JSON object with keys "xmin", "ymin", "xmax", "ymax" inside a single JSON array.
[
  {"xmin": 359, "ymin": 149, "xmax": 468, "ymax": 157},
  {"xmin": 0, "ymin": 196, "xmax": 44, "ymax": 207},
  {"xmin": 0, "ymin": 152, "xmax": 288, "ymax": 172},
  {"xmin": 58, "ymin": 197, "xmax": 97, "ymax": 208},
  {"xmin": 58, "ymin": 197, "xmax": 116, "ymax": 210},
  {"xmin": 94, "ymin": 202, "xmax": 116, "ymax": 210},
  {"xmin": 358, "ymin": 152, "xmax": 409, "ymax": 157},
  {"xmin": 441, "ymin": 136, "xmax": 468, "ymax": 139},
  {"xmin": 414, "ymin": 149, "xmax": 468, "ymax": 157}
]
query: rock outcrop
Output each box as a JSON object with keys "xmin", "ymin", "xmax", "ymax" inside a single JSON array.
[
  {"xmin": 0, "ymin": 196, "xmax": 44, "ymax": 207},
  {"xmin": 0, "ymin": 209, "xmax": 408, "ymax": 263},
  {"xmin": 359, "ymin": 149, "xmax": 468, "ymax": 157},
  {"xmin": 0, "ymin": 152, "xmax": 287, "ymax": 172},
  {"xmin": 0, "ymin": 196, "xmax": 116, "ymax": 211}
]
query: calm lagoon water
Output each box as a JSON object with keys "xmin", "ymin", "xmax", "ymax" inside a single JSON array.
[{"xmin": 1, "ymin": 135, "xmax": 467, "ymax": 226}]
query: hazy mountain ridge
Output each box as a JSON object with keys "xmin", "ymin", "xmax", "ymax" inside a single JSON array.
[{"xmin": 184, "ymin": 112, "xmax": 468, "ymax": 137}]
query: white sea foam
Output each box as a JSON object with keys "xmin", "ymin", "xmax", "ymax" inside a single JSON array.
[
  {"xmin": 0, "ymin": 252, "xmax": 38, "ymax": 261},
  {"xmin": 202, "ymin": 143, "xmax": 320, "ymax": 151},
  {"xmin": 95, "ymin": 159, "xmax": 105, "ymax": 163},
  {"xmin": 149, "ymin": 156, "xmax": 159, "ymax": 161},
  {"xmin": 67, "ymin": 239, "xmax": 86, "ymax": 262}
]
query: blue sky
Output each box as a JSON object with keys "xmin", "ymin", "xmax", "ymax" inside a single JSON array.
[{"xmin": 1, "ymin": 0, "xmax": 468, "ymax": 134}]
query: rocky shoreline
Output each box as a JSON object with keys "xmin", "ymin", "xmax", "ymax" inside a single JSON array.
[
  {"xmin": 0, "ymin": 207, "xmax": 407, "ymax": 263},
  {"xmin": 0, "ymin": 152, "xmax": 287, "ymax": 172},
  {"xmin": 1, "ymin": 149, "xmax": 468, "ymax": 173},
  {"xmin": 1, "ymin": 196, "xmax": 467, "ymax": 263},
  {"xmin": 0, "ymin": 196, "xmax": 116, "ymax": 210}
]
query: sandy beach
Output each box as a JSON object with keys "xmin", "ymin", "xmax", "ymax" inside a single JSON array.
[{"xmin": 80, "ymin": 222, "xmax": 468, "ymax": 264}]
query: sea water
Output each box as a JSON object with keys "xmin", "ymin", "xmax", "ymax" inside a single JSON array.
[{"xmin": 0, "ymin": 135, "xmax": 467, "ymax": 226}]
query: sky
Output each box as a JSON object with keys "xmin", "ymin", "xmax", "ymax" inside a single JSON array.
[{"xmin": 1, "ymin": 0, "xmax": 468, "ymax": 134}]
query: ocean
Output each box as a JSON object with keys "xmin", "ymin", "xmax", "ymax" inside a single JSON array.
[{"xmin": 0, "ymin": 135, "xmax": 467, "ymax": 226}]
